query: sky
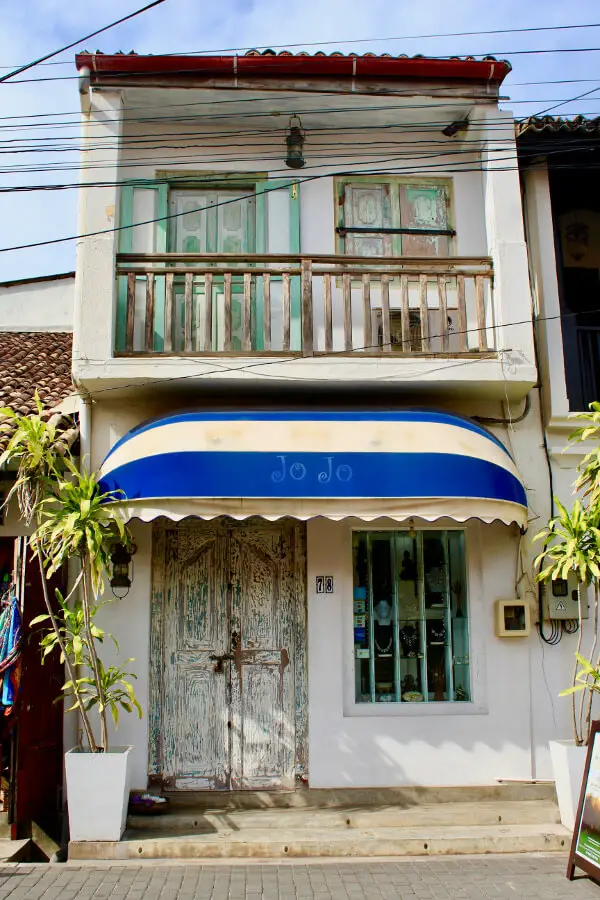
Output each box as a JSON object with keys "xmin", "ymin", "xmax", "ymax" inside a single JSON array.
[{"xmin": 1, "ymin": 0, "xmax": 599, "ymax": 282}]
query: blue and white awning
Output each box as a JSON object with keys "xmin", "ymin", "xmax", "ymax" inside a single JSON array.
[{"xmin": 98, "ymin": 411, "xmax": 527, "ymax": 527}]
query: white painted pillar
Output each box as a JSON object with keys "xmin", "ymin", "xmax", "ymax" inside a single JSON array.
[
  {"xmin": 522, "ymin": 166, "xmax": 570, "ymax": 421},
  {"xmin": 73, "ymin": 89, "xmax": 123, "ymax": 373},
  {"xmin": 476, "ymin": 108, "xmax": 536, "ymax": 369}
]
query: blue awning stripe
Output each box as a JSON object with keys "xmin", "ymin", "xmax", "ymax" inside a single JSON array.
[
  {"xmin": 98, "ymin": 410, "xmax": 528, "ymax": 524},
  {"xmin": 100, "ymin": 450, "xmax": 527, "ymax": 506}
]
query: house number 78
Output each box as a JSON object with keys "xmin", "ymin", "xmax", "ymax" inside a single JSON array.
[{"xmin": 316, "ymin": 576, "xmax": 334, "ymax": 594}]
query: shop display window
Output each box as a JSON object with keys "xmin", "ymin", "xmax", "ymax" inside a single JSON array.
[{"xmin": 352, "ymin": 530, "xmax": 470, "ymax": 704}]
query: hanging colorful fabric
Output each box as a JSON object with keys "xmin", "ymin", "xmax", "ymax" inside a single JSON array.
[{"xmin": 0, "ymin": 599, "xmax": 22, "ymax": 715}]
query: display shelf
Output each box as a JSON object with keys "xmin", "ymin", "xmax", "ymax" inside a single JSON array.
[{"xmin": 353, "ymin": 529, "xmax": 471, "ymax": 705}]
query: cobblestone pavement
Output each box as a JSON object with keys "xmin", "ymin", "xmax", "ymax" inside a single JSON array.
[{"xmin": 0, "ymin": 856, "xmax": 598, "ymax": 899}]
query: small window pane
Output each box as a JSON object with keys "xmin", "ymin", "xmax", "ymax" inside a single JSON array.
[
  {"xmin": 399, "ymin": 185, "xmax": 450, "ymax": 257},
  {"xmin": 344, "ymin": 184, "xmax": 393, "ymax": 257},
  {"xmin": 353, "ymin": 530, "xmax": 470, "ymax": 704}
]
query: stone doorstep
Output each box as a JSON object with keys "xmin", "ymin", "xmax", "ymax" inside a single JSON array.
[
  {"xmin": 154, "ymin": 784, "xmax": 557, "ymax": 811},
  {"xmin": 128, "ymin": 800, "xmax": 561, "ymax": 833},
  {"xmin": 69, "ymin": 823, "xmax": 572, "ymax": 861},
  {"xmin": 0, "ymin": 839, "xmax": 32, "ymax": 863}
]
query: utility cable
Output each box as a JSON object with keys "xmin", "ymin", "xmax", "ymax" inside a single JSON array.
[
  {"xmin": 2, "ymin": 78, "xmax": 600, "ymax": 125},
  {"xmin": 7, "ymin": 46, "xmax": 600, "ymax": 84},
  {"xmin": 0, "ymin": 0, "xmax": 167, "ymax": 84},
  {"xmin": 0, "ymin": 144, "xmax": 562, "ymax": 251},
  {"xmin": 3, "ymin": 20, "xmax": 600, "ymax": 70}
]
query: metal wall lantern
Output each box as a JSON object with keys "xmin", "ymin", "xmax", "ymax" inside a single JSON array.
[
  {"xmin": 109, "ymin": 543, "xmax": 135, "ymax": 598},
  {"xmin": 285, "ymin": 115, "xmax": 305, "ymax": 169}
]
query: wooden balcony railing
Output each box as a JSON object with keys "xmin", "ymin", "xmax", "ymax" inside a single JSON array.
[{"xmin": 116, "ymin": 254, "xmax": 495, "ymax": 357}]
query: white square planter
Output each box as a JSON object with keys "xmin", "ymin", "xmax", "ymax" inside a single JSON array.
[
  {"xmin": 549, "ymin": 739, "xmax": 587, "ymax": 832},
  {"xmin": 65, "ymin": 746, "xmax": 132, "ymax": 841}
]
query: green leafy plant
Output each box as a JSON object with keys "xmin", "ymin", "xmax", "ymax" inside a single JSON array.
[
  {"xmin": 535, "ymin": 402, "xmax": 600, "ymax": 746},
  {"xmin": 560, "ymin": 653, "xmax": 600, "ymax": 701},
  {"xmin": 0, "ymin": 395, "xmax": 141, "ymax": 753}
]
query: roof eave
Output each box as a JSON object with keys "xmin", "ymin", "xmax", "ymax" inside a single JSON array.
[{"xmin": 74, "ymin": 52, "xmax": 511, "ymax": 89}]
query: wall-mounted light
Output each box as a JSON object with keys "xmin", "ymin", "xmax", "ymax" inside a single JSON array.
[
  {"xmin": 110, "ymin": 542, "xmax": 135, "ymax": 598},
  {"xmin": 442, "ymin": 118, "xmax": 469, "ymax": 138},
  {"xmin": 408, "ymin": 518, "xmax": 416, "ymax": 538},
  {"xmin": 285, "ymin": 115, "xmax": 305, "ymax": 169}
]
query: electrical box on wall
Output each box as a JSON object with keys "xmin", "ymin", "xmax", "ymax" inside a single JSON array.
[
  {"xmin": 495, "ymin": 600, "xmax": 531, "ymax": 637},
  {"xmin": 540, "ymin": 575, "xmax": 588, "ymax": 620}
]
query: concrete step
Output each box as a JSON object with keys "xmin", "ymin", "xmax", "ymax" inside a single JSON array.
[
  {"xmin": 156, "ymin": 784, "xmax": 556, "ymax": 810},
  {"xmin": 0, "ymin": 839, "xmax": 32, "ymax": 862},
  {"xmin": 128, "ymin": 799, "xmax": 560, "ymax": 833},
  {"xmin": 69, "ymin": 822, "xmax": 571, "ymax": 860}
]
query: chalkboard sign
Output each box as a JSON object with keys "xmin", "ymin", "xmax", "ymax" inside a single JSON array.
[{"xmin": 567, "ymin": 720, "xmax": 600, "ymax": 883}]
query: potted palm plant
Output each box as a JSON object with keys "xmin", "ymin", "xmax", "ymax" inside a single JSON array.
[
  {"xmin": 535, "ymin": 401, "xmax": 600, "ymax": 831},
  {"xmin": 0, "ymin": 396, "xmax": 141, "ymax": 841}
]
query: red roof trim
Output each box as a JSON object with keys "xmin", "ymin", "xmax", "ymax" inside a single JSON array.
[{"xmin": 75, "ymin": 52, "xmax": 510, "ymax": 84}]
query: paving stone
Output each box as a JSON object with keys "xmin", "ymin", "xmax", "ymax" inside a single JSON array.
[{"xmin": 0, "ymin": 857, "xmax": 597, "ymax": 898}]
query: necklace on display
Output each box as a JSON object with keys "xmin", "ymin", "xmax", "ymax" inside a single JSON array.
[{"xmin": 375, "ymin": 635, "xmax": 393, "ymax": 654}]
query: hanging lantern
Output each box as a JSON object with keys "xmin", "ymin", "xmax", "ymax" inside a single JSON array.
[
  {"xmin": 110, "ymin": 543, "xmax": 134, "ymax": 598},
  {"xmin": 285, "ymin": 115, "xmax": 305, "ymax": 169},
  {"xmin": 564, "ymin": 219, "xmax": 589, "ymax": 263}
]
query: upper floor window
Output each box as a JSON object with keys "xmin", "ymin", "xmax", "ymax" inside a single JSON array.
[
  {"xmin": 556, "ymin": 206, "xmax": 600, "ymax": 411},
  {"xmin": 336, "ymin": 178, "xmax": 454, "ymax": 258},
  {"xmin": 169, "ymin": 188, "xmax": 256, "ymax": 255}
]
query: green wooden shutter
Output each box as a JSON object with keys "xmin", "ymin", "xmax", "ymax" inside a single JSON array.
[
  {"xmin": 116, "ymin": 185, "xmax": 134, "ymax": 352},
  {"xmin": 255, "ymin": 179, "xmax": 301, "ymax": 350},
  {"xmin": 115, "ymin": 183, "xmax": 167, "ymax": 352}
]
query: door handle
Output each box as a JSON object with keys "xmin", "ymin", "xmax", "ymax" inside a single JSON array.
[{"xmin": 209, "ymin": 653, "xmax": 235, "ymax": 674}]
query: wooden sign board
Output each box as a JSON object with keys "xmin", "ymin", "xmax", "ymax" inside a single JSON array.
[{"xmin": 568, "ymin": 720, "xmax": 600, "ymax": 883}]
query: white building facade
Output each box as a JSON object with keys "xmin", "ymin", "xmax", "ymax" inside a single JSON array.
[{"xmin": 71, "ymin": 51, "xmax": 580, "ymax": 792}]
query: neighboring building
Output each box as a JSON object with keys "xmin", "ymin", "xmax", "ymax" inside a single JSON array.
[
  {"xmin": 518, "ymin": 116, "xmax": 600, "ymax": 671},
  {"xmin": 71, "ymin": 50, "xmax": 577, "ymax": 794},
  {"xmin": 519, "ymin": 116, "xmax": 600, "ymax": 479},
  {"xmin": 0, "ymin": 272, "xmax": 74, "ymax": 848}
]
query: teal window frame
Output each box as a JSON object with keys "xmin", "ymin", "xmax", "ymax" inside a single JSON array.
[{"xmin": 115, "ymin": 176, "xmax": 300, "ymax": 353}]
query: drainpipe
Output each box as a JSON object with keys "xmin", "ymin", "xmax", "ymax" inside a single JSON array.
[
  {"xmin": 78, "ymin": 66, "xmax": 91, "ymax": 115},
  {"xmin": 77, "ymin": 390, "xmax": 92, "ymax": 473},
  {"xmin": 472, "ymin": 391, "xmax": 531, "ymax": 426}
]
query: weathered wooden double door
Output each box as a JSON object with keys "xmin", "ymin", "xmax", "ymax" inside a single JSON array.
[{"xmin": 151, "ymin": 520, "xmax": 306, "ymax": 790}]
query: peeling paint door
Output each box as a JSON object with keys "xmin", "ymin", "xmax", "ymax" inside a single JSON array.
[
  {"xmin": 158, "ymin": 520, "xmax": 304, "ymax": 790},
  {"xmin": 229, "ymin": 526, "xmax": 297, "ymax": 790},
  {"xmin": 163, "ymin": 526, "xmax": 231, "ymax": 789}
]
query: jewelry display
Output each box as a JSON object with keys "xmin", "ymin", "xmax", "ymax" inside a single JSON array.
[
  {"xmin": 399, "ymin": 623, "xmax": 420, "ymax": 657},
  {"xmin": 374, "ymin": 633, "xmax": 393, "ymax": 655},
  {"xmin": 352, "ymin": 530, "xmax": 470, "ymax": 706},
  {"xmin": 427, "ymin": 619, "xmax": 446, "ymax": 646}
]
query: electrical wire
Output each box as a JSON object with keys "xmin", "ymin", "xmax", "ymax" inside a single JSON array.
[
  {"xmin": 0, "ymin": 111, "xmax": 553, "ymax": 144},
  {"xmin": 1, "ymin": 78, "xmax": 599, "ymax": 126},
  {"xmin": 3, "ymin": 19, "xmax": 600, "ymax": 69},
  {"xmin": 0, "ymin": 144, "xmax": 568, "ymax": 251},
  {"xmin": 1, "ymin": 140, "xmax": 594, "ymax": 202},
  {"xmin": 5, "ymin": 44, "xmax": 600, "ymax": 85},
  {"xmin": 0, "ymin": 0, "xmax": 168, "ymax": 84}
]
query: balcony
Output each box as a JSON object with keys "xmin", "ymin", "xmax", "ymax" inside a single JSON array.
[{"xmin": 116, "ymin": 254, "xmax": 496, "ymax": 358}]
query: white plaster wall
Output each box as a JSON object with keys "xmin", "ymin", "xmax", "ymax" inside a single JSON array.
[
  {"xmin": 522, "ymin": 166, "xmax": 570, "ymax": 426},
  {"xmin": 0, "ymin": 276, "xmax": 74, "ymax": 331},
  {"xmin": 74, "ymin": 98, "xmax": 536, "ymax": 390},
  {"xmin": 94, "ymin": 519, "xmax": 152, "ymax": 789},
  {"xmin": 306, "ymin": 515, "xmax": 580, "ymax": 787},
  {"xmin": 86, "ymin": 392, "xmax": 588, "ymax": 788}
]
